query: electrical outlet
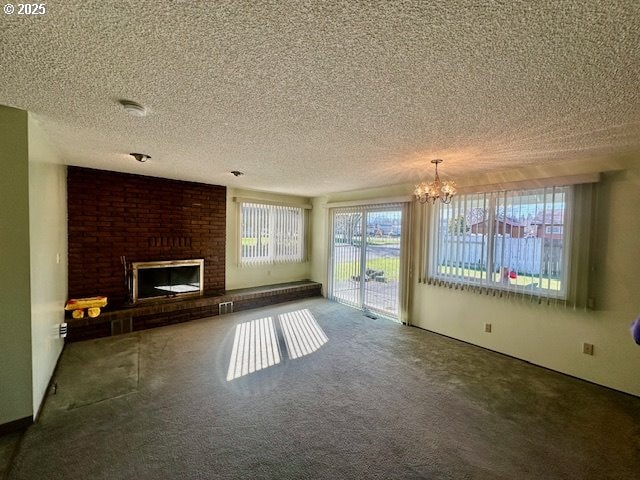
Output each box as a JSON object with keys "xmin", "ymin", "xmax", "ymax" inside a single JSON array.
[
  {"xmin": 484, "ymin": 323, "xmax": 492, "ymax": 333},
  {"xmin": 582, "ymin": 342, "xmax": 594, "ymax": 355}
]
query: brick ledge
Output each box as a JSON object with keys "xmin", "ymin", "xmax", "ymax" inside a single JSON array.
[{"xmin": 66, "ymin": 280, "xmax": 322, "ymax": 341}]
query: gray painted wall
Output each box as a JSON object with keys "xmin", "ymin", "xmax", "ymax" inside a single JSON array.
[{"xmin": 0, "ymin": 105, "xmax": 33, "ymax": 424}]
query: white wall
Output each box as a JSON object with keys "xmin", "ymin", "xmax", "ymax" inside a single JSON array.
[
  {"xmin": 410, "ymin": 162, "xmax": 640, "ymax": 396},
  {"xmin": 28, "ymin": 115, "xmax": 67, "ymax": 417},
  {"xmin": 310, "ymin": 160, "xmax": 640, "ymax": 396},
  {"xmin": 225, "ymin": 188, "xmax": 312, "ymax": 290},
  {"xmin": 0, "ymin": 105, "xmax": 33, "ymax": 425}
]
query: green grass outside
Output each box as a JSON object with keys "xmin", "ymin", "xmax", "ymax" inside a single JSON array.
[
  {"xmin": 242, "ymin": 236, "xmax": 300, "ymax": 247},
  {"xmin": 333, "ymin": 257, "xmax": 400, "ymax": 281},
  {"xmin": 349, "ymin": 237, "xmax": 400, "ymax": 246},
  {"xmin": 241, "ymin": 235, "xmax": 269, "ymax": 247},
  {"xmin": 335, "ymin": 236, "xmax": 400, "ymax": 247},
  {"xmin": 242, "ymin": 237, "xmax": 267, "ymax": 247},
  {"xmin": 332, "ymin": 259, "xmax": 560, "ymax": 291},
  {"xmin": 436, "ymin": 265, "xmax": 561, "ymax": 291},
  {"xmin": 363, "ymin": 237, "xmax": 401, "ymax": 246}
]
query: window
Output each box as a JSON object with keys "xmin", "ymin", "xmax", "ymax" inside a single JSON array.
[
  {"xmin": 545, "ymin": 225, "xmax": 563, "ymax": 235},
  {"xmin": 429, "ymin": 186, "xmax": 572, "ymax": 299},
  {"xmin": 240, "ymin": 202, "xmax": 306, "ymax": 265}
]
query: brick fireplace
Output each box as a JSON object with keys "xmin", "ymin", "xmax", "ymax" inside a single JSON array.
[
  {"xmin": 66, "ymin": 167, "xmax": 321, "ymax": 341},
  {"xmin": 67, "ymin": 167, "xmax": 226, "ymax": 306}
]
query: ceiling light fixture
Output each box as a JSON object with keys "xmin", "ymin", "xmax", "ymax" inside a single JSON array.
[
  {"xmin": 130, "ymin": 153, "xmax": 151, "ymax": 162},
  {"xmin": 230, "ymin": 171, "xmax": 244, "ymax": 177},
  {"xmin": 414, "ymin": 159, "xmax": 457, "ymax": 204},
  {"xmin": 120, "ymin": 100, "xmax": 147, "ymax": 117}
]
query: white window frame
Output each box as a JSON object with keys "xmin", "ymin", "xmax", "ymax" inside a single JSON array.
[
  {"xmin": 239, "ymin": 201, "xmax": 307, "ymax": 266},
  {"xmin": 428, "ymin": 185, "xmax": 574, "ymax": 300}
]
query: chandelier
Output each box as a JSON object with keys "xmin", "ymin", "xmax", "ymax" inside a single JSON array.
[{"xmin": 414, "ymin": 159, "xmax": 457, "ymax": 204}]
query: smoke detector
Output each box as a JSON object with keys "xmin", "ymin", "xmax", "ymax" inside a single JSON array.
[{"xmin": 120, "ymin": 100, "xmax": 147, "ymax": 117}]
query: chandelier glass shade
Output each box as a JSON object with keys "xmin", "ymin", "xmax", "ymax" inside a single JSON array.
[{"xmin": 414, "ymin": 159, "xmax": 457, "ymax": 204}]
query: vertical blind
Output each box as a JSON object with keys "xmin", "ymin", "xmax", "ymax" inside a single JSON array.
[
  {"xmin": 240, "ymin": 202, "xmax": 306, "ymax": 265},
  {"xmin": 425, "ymin": 185, "xmax": 575, "ymax": 305},
  {"xmin": 328, "ymin": 202, "xmax": 409, "ymax": 321},
  {"xmin": 329, "ymin": 206, "xmax": 364, "ymax": 308}
]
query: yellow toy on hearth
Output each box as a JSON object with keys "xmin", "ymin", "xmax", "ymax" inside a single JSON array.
[{"xmin": 64, "ymin": 296, "xmax": 108, "ymax": 319}]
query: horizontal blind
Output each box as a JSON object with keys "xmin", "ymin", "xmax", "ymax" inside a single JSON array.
[{"xmin": 240, "ymin": 202, "xmax": 305, "ymax": 265}]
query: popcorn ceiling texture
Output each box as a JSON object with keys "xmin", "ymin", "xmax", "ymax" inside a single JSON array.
[{"xmin": 1, "ymin": 0, "xmax": 639, "ymax": 196}]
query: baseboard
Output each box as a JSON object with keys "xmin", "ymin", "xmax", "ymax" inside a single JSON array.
[{"xmin": 0, "ymin": 416, "xmax": 32, "ymax": 436}]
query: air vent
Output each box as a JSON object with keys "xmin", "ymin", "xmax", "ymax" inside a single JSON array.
[
  {"xmin": 219, "ymin": 302, "xmax": 234, "ymax": 315},
  {"xmin": 59, "ymin": 323, "xmax": 68, "ymax": 338}
]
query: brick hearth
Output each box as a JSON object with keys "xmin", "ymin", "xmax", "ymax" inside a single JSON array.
[{"xmin": 66, "ymin": 281, "xmax": 323, "ymax": 341}]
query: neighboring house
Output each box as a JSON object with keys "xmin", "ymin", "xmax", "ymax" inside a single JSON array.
[
  {"xmin": 467, "ymin": 215, "xmax": 531, "ymax": 238},
  {"xmin": 464, "ymin": 208, "xmax": 564, "ymax": 240},
  {"xmin": 531, "ymin": 210, "xmax": 566, "ymax": 240},
  {"xmin": 367, "ymin": 223, "xmax": 400, "ymax": 236}
]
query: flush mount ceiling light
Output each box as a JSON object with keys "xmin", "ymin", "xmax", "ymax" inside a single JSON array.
[
  {"xmin": 414, "ymin": 159, "xmax": 457, "ymax": 205},
  {"xmin": 130, "ymin": 153, "xmax": 151, "ymax": 162},
  {"xmin": 230, "ymin": 171, "xmax": 244, "ymax": 177},
  {"xmin": 119, "ymin": 100, "xmax": 147, "ymax": 117}
]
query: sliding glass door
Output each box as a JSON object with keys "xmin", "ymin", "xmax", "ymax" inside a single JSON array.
[{"xmin": 329, "ymin": 203, "xmax": 407, "ymax": 320}]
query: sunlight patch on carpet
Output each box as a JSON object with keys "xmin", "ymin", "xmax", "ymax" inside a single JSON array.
[
  {"xmin": 279, "ymin": 309, "xmax": 328, "ymax": 360},
  {"xmin": 226, "ymin": 309, "xmax": 329, "ymax": 381},
  {"xmin": 226, "ymin": 316, "xmax": 281, "ymax": 381}
]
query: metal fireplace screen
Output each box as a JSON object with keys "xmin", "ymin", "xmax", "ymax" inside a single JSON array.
[{"xmin": 132, "ymin": 259, "xmax": 204, "ymax": 302}]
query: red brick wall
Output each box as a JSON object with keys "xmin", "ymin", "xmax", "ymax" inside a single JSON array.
[{"xmin": 67, "ymin": 167, "xmax": 226, "ymax": 304}]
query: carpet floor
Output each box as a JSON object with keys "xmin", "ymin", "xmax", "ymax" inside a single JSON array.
[{"xmin": 5, "ymin": 298, "xmax": 640, "ymax": 479}]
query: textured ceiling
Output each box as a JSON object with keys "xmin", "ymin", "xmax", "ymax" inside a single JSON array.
[{"xmin": 1, "ymin": 0, "xmax": 639, "ymax": 196}]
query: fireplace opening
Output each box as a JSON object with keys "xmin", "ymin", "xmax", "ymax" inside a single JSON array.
[{"xmin": 132, "ymin": 259, "xmax": 204, "ymax": 303}]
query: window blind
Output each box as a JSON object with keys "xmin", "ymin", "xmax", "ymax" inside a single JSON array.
[
  {"xmin": 240, "ymin": 202, "xmax": 306, "ymax": 265},
  {"xmin": 425, "ymin": 185, "xmax": 579, "ymax": 305}
]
